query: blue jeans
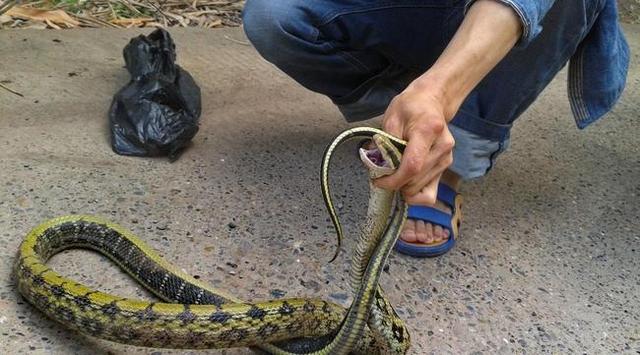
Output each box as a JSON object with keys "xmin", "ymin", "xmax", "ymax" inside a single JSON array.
[{"xmin": 242, "ymin": 0, "xmax": 604, "ymax": 179}]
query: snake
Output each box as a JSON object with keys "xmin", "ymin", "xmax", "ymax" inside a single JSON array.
[{"xmin": 14, "ymin": 127, "xmax": 410, "ymax": 354}]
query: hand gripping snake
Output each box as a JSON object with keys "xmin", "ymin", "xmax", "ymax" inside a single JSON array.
[{"xmin": 14, "ymin": 127, "xmax": 410, "ymax": 354}]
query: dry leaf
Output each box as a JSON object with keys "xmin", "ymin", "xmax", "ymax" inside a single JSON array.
[
  {"xmin": 45, "ymin": 18, "xmax": 61, "ymax": 29},
  {"xmin": 7, "ymin": 6, "xmax": 80, "ymax": 28},
  {"xmin": 188, "ymin": 10, "xmax": 220, "ymax": 16}
]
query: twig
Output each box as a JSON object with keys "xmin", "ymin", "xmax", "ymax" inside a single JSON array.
[
  {"xmin": 106, "ymin": 0, "xmax": 118, "ymax": 20},
  {"xmin": 74, "ymin": 13, "xmax": 120, "ymax": 28},
  {"xmin": 119, "ymin": 0, "xmax": 144, "ymax": 16},
  {"xmin": 0, "ymin": 82, "xmax": 24, "ymax": 97},
  {"xmin": 144, "ymin": 0, "xmax": 169, "ymax": 22},
  {"xmin": 0, "ymin": 0, "xmax": 16, "ymax": 15}
]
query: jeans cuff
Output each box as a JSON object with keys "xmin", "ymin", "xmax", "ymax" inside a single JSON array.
[
  {"xmin": 450, "ymin": 108, "xmax": 513, "ymax": 141},
  {"xmin": 448, "ymin": 123, "xmax": 510, "ymax": 180}
]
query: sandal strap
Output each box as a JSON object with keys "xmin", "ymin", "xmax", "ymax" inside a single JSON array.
[{"xmin": 436, "ymin": 183, "xmax": 457, "ymax": 210}]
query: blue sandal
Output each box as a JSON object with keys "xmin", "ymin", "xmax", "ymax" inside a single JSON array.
[{"xmin": 395, "ymin": 183, "xmax": 462, "ymax": 257}]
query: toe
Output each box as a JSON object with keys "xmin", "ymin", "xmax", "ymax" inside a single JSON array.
[
  {"xmin": 415, "ymin": 220, "xmax": 427, "ymax": 242},
  {"xmin": 420, "ymin": 223, "xmax": 434, "ymax": 244},
  {"xmin": 401, "ymin": 219, "xmax": 417, "ymax": 243},
  {"xmin": 433, "ymin": 225, "xmax": 445, "ymax": 242}
]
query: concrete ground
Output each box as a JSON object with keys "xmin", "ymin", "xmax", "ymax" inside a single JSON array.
[{"xmin": 0, "ymin": 25, "xmax": 638, "ymax": 355}]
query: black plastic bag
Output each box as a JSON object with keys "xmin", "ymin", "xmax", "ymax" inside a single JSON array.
[{"xmin": 109, "ymin": 29, "xmax": 201, "ymax": 161}]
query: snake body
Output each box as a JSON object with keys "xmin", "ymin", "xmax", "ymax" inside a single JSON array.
[{"xmin": 14, "ymin": 127, "xmax": 410, "ymax": 354}]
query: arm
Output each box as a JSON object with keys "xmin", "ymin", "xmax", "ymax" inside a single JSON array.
[{"xmin": 375, "ymin": 0, "xmax": 523, "ymax": 204}]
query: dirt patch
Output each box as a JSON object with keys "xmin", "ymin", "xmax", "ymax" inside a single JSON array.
[{"xmin": 619, "ymin": 0, "xmax": 640, "ymax": 23}]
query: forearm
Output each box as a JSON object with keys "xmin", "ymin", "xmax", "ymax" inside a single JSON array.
[
  {"xmin": 378, "ymin": 0, "xmax": 523, "ymax": 200},
  {"xmin": 412, "ymin": 0, "xmax": 523, "ymax": 120}
]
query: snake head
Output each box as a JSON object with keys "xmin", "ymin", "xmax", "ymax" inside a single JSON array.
[
  {"xmin": 359, "ymin": 134, "xmax": 403, "ymax": 179},
  {"xmin": 323, "ymin": 128, "xmax": 406, "ymax": 263}
]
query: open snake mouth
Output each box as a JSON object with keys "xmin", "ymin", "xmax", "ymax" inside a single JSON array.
[
  {"xmin": 359, "ymin": 143, "xmax": 395, "ymax": 179},
  {"xmin": 364, "ymin": 147, "xmax": 389, "ymax": 168}
]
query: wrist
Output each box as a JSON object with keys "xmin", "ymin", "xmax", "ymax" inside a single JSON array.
[
  {"xmin": 411, "ymin": 69, "xmax": 464, "ymax": 122},
  {"xmin": 409, "ymin": 0, "xmax": 521, "ymax": 121}
]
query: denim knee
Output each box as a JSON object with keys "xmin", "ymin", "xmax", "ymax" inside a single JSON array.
[
  {"xmin": 243, "ymin": 0, "xmax": 281, "ymax": 60},
  {"xmin": 242, "ymin": 0, "xmax": 310, "ymax": 64}
]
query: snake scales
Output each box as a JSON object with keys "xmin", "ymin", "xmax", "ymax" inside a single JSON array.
[{"xmin": 14, "ymin": 127, "xmax": 410, "ymax": 354}]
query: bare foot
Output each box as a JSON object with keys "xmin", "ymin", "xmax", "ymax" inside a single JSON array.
[{"xmin": 400, "ymin": 170, "xmax": 461, "ymax": 244}]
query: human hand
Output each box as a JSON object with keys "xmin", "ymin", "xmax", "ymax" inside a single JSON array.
[{"xmin": 374, "ymin": 80, "xmax": 455, "ymax": 205}]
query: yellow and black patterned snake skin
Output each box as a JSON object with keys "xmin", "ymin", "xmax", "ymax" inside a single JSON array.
[{"xmin": 14, "ymin": 127, "xmax": 410, "ymax": 354}]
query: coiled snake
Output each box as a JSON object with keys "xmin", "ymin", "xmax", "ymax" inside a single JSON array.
[{"xmin": 14, "ymin": 127, "xmax": 410, "ymax": 354}]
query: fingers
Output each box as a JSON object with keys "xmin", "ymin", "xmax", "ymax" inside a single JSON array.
[
  {"xmin": 374, "ymin": 139, "xmax": 429, "ymax": 191},
  {"xmin": 376, "ymin": 119, "xmax": 443, "ymax": 190},
  {"xmin": 401, "ymin": 142, "xmax": 453, "ymax": 196},
  {"xmin": 376, "ymin": 123, "xmax": 454, "ymax": 198}
]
